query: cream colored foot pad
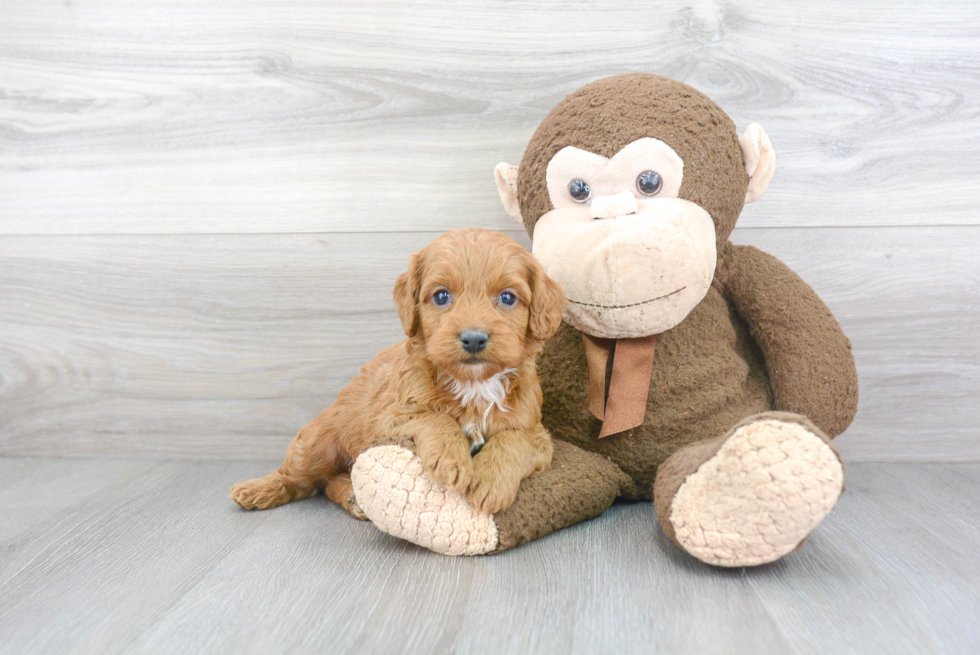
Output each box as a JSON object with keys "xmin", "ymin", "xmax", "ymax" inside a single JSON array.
[
  {"xmin": 669, "ymin": 419, "xmax": 843, "ymax": 567},
  {"xmin": 350, "ymin": 445, "xmax": 498, "ymax": 556}
]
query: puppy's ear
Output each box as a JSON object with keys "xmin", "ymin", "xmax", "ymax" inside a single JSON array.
[
  {"xmin": 393, "ymin": 253, "xmax": 422, "ymax": 337},
  {"xmin": 527, "ymin": 254, "xmax": 565, "ymax": 341}
]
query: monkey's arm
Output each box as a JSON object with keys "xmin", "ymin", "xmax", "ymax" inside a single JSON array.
[{"xmin": 719, "ymin": 243, "xmax": 858, "ymax": 438}]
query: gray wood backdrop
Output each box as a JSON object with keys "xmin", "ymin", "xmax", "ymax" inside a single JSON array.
[{"xmin": 1, "ymin": 0, "xmax": 978, "ymax": 462}]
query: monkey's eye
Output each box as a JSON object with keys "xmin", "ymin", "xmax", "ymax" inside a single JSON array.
[
  {"xmin": 636, "ymin": 170, "xmax": 663, "ymax": 196},
  {"xmin": 433, "ymin": 289, "xmax": 452, "ymax": 306},
  {"xmin": 498, "ymin": 291, "xmax": 517, "ymax": 307},
  {"xmin": 568, "ymin": 179, "xmax": 592, "ymax": 203}
]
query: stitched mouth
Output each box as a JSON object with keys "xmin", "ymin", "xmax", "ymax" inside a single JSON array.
[{"xmin": 565, "ymin": 286, "xmax": 686, "ymax": 310}]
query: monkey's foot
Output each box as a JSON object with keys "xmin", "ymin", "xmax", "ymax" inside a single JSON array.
[
  {"xmin": 350, "ymin": 445, "xmax": 498, "ymax": 556},
  {"xmin": 656, "ymin": 413, "xmax": 844, "ymax": 567}
]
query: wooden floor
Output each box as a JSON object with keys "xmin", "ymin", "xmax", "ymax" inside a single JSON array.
[{"xmin": 0, "ymin": 457, "xmax": 977, "ymax": 654}]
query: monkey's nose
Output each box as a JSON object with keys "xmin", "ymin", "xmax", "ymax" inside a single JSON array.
[
  {"xmin": 459, "ymin": 329, "xmax": 489, "ymax": 354},
  {"xmin": 591, "ymin": 191, "xmax": 638, "ymax": 219}
]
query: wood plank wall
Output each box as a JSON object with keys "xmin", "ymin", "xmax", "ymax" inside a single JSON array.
[{"xmin": 1, "ymin": 1, "xmax": 978, "ymax": 461}]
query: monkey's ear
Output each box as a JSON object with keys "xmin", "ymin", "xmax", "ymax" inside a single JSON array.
[
  {"xmin": 494, "ymin": 162, "xmax": 523, "ymax": 223},
  {"xmin": 392, "ymin": 253, "xmax": 422, "ymax": 337},
  {"xmin": 527, "ymin": 256, "xmax": 565, "ymax": 341},
  {"xmin": 739, "ymin": 124, "xmax": 776, "ymax": 204}
]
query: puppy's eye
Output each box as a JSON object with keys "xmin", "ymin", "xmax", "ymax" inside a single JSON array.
[
  {"xmin": 636, "ymin": 170, "xmax": 663, "ymax": 196},
  {"xmin": 568, "ymin": 179, "xmax": 592, "ymax": 203},
  {"xmin": 499, "ymin": 291, "xmax": 517, "ymax": 307},
  {"xmin": 433, "ymin": 289, "xmax": 451, "ymax": 306}
]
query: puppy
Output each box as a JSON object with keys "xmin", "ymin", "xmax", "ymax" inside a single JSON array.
[{"xmin": 231, "ymin": 229, "xmax": 565, "ymax": 516}]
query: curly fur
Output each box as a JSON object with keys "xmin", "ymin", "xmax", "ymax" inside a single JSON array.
[{"xmin": 230, "ymin": 229, "xmax": 565, "ymax": 516}]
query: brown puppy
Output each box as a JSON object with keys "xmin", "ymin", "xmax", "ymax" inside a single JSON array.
[{"xmin": 231, "ymin": 229, "xmax": 565, "ymax": 516}]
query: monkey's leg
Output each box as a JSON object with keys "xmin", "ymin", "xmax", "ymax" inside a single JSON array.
[
  {"xmin": 653, "ymin": 411, "xmax": 844, "ymax": 567},
  {"xmin": 350, "ymin": 437, "xmax": 630, "ymax": 556}
]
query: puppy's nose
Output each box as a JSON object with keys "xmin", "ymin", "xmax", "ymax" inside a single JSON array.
[{"xmin": 459, "ymin": 329, "xmax": 489, "ymax": 354}]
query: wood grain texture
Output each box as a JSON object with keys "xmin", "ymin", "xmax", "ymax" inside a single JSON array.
[
  {"xmin": 1, "ymin": 1, "xmax": 978, "ymax": 462},
  {"xmin": 744, "ymin": 463, "xmax": 980, "ymax": 654},
  {"xmin": 0, "ymin": 459, "xmax": 172, "ymax": 583},
  {"xmin": 0, "ymin": 458, "xmax": 977, "ymax": 654},
  {"xmin": 1, "ymin": 0, "xmax": 978, "ymax": 234},
  {"xmin": 1, "ymin": 226, "xmax": 976, "ymax": 461}
]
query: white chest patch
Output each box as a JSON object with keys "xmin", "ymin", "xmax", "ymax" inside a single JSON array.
[{"xmin": 444, "ymin": 368, "xmax": 517, "ymax": 421}]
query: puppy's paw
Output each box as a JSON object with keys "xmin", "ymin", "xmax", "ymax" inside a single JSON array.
[
  {"xmin": 230, "ymin": 474, "xmax": 289, "ymax": 510},
  {"xmin": 426, "ymin": 447, "xmax": 473, "ymax": 493},
  {"xmin": 345, "ymin": 493, "xmax": 369, "ymax": 521},
  {"xmin": 467, "ymin": 466, "xmax": 520, "ymax": 515}
]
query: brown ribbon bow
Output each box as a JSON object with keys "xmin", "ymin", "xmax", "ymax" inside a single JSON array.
[{"xmin": 582, "ymin": 333, "xmax": 658, "ymax": 438}]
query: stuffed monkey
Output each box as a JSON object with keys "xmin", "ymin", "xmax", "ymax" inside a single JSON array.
[{"xmin": 351, "ymin": 74, "xmax": 858, "ymax": 566}]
